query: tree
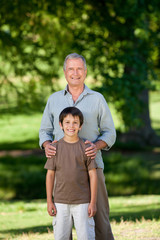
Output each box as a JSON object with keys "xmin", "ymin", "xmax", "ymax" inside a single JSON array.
[
  {"xmin": 0, "ymin": 0, "xmax": 71, "ymax": 111},
  {"xmin": 57, "ymin": 0, "xmax": 160, "ymax": 146},
  {"xmin": 0, "ymin": 0, "xmax": 160, "ymax": 145}
]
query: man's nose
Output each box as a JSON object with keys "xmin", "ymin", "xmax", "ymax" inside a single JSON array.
[{"xmin": 73, "ymin": 69, "xmax": 78, "ymax": 75}]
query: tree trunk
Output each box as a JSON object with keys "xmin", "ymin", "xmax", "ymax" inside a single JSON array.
[{"xmin": 119, "ymin": 89, "xmax": 160, "ymax": 147}]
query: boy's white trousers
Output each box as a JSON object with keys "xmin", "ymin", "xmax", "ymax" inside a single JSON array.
[{"xmin": 52, "ymin": 203, "xmax": 95, "ymax": 240}]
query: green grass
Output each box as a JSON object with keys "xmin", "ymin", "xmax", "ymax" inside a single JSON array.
[
  {"xmin": 0, "ymin": 154, "xmax": 46, "ymax": 200},
  {"xmin": 0, "ymin": 90, "xmax": 160, "ymax": 239},
  {"xmin": 103, "ymin": 150, "xmax": 160, "ymax": 196},
  {"xmin": 0, "ymin": 195, "xmax": 160, "ymax": 240},
  {"xmin": 0, "ymin": 149, "xmax": 160, "ymax": 200},
  {"xmin": 0, "ymin": 112, "xmax": 41, "ymax": 150},
  {"xmin": 0, "ymin": 91, "xmax": 160, "ymax": 199}
]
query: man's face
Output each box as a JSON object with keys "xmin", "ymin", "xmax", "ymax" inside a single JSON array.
[{"xmin": 64, "ymin": 58, "xmax": 87, "ymax": 88}]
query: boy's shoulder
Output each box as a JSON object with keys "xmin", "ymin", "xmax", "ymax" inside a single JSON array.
[
  {"xmin": 51, "ymin": 141, "xmax": 58, "ymax": 148},
  {"xmin": 79, "ymin": 138, "xmax": 91, "ymax": 150}
]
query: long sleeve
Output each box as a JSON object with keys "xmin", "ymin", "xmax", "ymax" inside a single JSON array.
[
  {"xmin": 97, "ymin": 94, "xmax": 116, "ymax": 151},
  {"xmin": 39, "ymin": 96, "xmax": 54, "ymax": 148}
]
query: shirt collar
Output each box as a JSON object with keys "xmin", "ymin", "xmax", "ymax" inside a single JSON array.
[{"xmin": 64, "ymin": 84, "xmax": 93, "ymax": 96}]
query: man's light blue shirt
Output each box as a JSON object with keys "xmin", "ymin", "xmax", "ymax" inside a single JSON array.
[{"xmin": 39, "ymin": 85, "xmax": 116, "ymax": 169}]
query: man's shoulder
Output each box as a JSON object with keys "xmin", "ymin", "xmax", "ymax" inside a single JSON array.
[
  {"xmin": 48, "ymin": 90, "xmax": 64, "ymax": 100},
  {"xmin": 86, "ymin": 86, "xmax": 104, "ymax": 99}
]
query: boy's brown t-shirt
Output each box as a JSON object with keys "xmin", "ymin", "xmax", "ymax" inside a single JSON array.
[{"xmin": 44, "ymin": 138, "xmax": 97, "ymax": 204}]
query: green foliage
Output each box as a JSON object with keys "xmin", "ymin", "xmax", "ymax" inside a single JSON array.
[
  {"xmin": 64, "ymin": 0, "xmax": 160, "ymax": 129},
  {"xmin": 0, "ymin": 0, "xmax": 68, "ymax": 111},
  {"xmin": 0, "ymin": 0, "xmax": 160, "ymax": 130}
]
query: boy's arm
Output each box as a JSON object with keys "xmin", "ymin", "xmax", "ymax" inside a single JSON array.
[
  {"xmin": 88, "ymin": 168, "xmax": 97, "ymax": 217},
  {"xmin": 46, "ymin": 170, "xmax": 57, "ymax": 216}
]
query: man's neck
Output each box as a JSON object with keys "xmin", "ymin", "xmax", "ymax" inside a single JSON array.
[{"xmin": 68, "ymin": 84, "xmax": 84, "ymax": 102}]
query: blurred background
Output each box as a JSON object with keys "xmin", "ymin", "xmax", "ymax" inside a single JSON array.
[{"xmin": 0, "ymin": 0, "xmax": 160, "ymax": 239}]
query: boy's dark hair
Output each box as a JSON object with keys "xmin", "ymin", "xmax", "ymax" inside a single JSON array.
[{"xmin": 59, "ymin": 107, "xmax": 84, "ymax": 126}]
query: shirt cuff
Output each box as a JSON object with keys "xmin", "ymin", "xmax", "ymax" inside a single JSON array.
[{"xmin": 97, "ymin": 135, "xmax": 116, "ymax": 151}]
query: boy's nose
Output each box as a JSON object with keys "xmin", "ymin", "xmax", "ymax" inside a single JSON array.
[{"xmin": 69, "ymin": 123, "xmax": 74, "ymax": 128}]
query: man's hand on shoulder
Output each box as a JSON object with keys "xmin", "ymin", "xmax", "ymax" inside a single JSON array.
[
  {"xmin": 85, "ymin": 140, "xmax": 108, "ymax": 159},
  {"xmin": 85, "ymin": 140, "xmax": 97, "ymax": 159},
  {"xmin": 43, "ymin": 140, "xmax": 57, "ymax": 158}
]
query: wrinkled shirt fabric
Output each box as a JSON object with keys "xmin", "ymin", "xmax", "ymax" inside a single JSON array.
[{"xmin": 39, "ymin": 85, "xmax": 116, "ymax": 169}]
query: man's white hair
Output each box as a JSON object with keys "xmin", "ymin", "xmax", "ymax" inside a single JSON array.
[{"xmin": 63, "ymin": 53, "xmax": 87, "ymax": 71}]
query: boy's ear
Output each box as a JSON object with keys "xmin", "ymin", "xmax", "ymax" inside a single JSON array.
[
  {"xmin": 79, "ymin": 125, "xmax": 82, "ymax": 131},
  {"xmin": 59, "ymin": 122, "xmax": 63, "ymax": 129}
]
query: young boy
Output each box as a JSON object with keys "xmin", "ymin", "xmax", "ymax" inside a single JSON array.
[{"xmin": 44, "ymin": 107, "xmax": 97, "ymax": 240}]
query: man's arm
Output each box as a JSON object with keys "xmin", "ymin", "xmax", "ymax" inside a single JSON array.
[
  {"xmin": 39, "ymin": 96, "xmax": 54, "ymax": 149},
  {"xmin": 88, "ymin": 168, "xmax": 97, "ymax": 217},
  {"xmin": 97, "ymin": 95, "xmax": 116, "ymax": 150},
  {"xmin": 85, "ymin": 95, "xmax": 116, "ymax": 159},
  {"xmin": 46, "ymin": 170, "xmax": 57, "ymax": 216}
]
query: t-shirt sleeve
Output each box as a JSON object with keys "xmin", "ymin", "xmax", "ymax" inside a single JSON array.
[
  {"xmin": 85, "ymin": 143, "xmax": 97, "ymax": 171},
  {"xmin": 44, "ymin": 156, "xmax": 56, "ymax": 170},
  {"xmin": 87, "ymin": 158, "xmax": 97, "ymax": 171},
  {"xmin": 44, "ymin": 142, "xmax": 57, "ymax": 170}
]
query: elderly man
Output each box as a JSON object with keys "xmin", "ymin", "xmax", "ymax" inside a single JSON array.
[{"xmin": 39, "ymin": 53, "xmax": 116, "ymax": 240}]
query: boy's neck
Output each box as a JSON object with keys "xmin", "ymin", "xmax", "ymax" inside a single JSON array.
[{"xmin": 63, "ymin": 135, "xmax": 80, "ymax": 143}]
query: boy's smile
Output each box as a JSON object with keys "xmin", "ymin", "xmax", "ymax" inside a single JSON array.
[{"xmin": 60, "ymin": 114, "xmax": 82, "ymax": 142}]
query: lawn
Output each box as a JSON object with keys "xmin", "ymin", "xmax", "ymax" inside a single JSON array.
[
  {"xmin": 0, "ymin": 148, "xmax": 160, "ymax": 200},
  {"xmin": 0, "ymin": 195, "xmax": 160, "ymax": 240},
  {"xmin": 0, "ymin": 112, "xmax": 41, "ymax": 150},
  {"xmin": 0, "ymin": 90, "xmax": 160, "ymax": 239}
]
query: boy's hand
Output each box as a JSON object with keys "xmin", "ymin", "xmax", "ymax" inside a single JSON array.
[
  {"xmin": 44, "ymin": 140, "xmax": 57, "ymax": 158},
  {"xmin": 47, "ymin": 202, "xmax": 57, "ymax": 216},
  {"xmin": 85, "ymin": 140, "xmax": 97, "ymax": 159},
  {"xmin": 88, "ymin": 203, "xmax": 97, "ymax": 218}
]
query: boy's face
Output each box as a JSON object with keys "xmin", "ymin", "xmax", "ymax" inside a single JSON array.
[{"xmin": 59, "ymin": 114, "xmax": 82, "ymax": 138}]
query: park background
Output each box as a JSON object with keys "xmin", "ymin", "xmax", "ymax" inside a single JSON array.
[{"xmin": 0, "ymin": 0, "xmax": 160, "ymax": 239}]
